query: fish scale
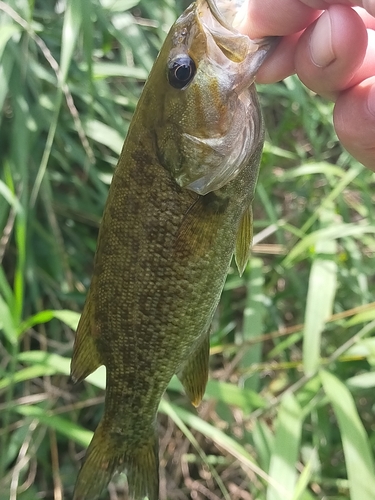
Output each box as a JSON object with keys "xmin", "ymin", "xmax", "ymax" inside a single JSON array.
[{"xmin": 71, "ymin": 1, "xmax": 277, "ymax": 498}]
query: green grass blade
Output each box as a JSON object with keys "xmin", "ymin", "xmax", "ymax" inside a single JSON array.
[
  {"xmin": 283, "ymin": 223, "xmax": 375, "ymax": 268},
  {"xmin": 14, "ymin": 405, "xmax": 92, "ymax": 447},
  {"xmin": 266, "ymin": 393, "xmax": 303, "ymax": 500},
  {"xmin": 303, "ymin": 207, "xmax": 337, "ymax": 376},
  {"xmin": 240, "ymin": 257, "xmax": 265, "ymax": 391},
  {"xmin": 320, "ymin": 370, "xmax": 375, "ymax": 500},
  {"xmin": 0, "ymin": 294, "xmax": 17, "ymax": 345},
  {"xmin": 159, "ymin": 400, "xmax": 285, "ymax": 494}
]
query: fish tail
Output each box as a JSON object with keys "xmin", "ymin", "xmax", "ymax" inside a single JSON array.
[{"xmin": 73, "ymin": 419, "xmax": 159, "ymax": 500}]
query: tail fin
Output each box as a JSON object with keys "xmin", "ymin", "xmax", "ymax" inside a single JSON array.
[{"xmin": 73, "ymin": 419, "xmax": 159, "ymax": 500}]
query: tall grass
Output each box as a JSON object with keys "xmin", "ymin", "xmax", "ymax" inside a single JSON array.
[{"xmin": 1, "ymin": 1, "xmax": 375, "ymax": 499}]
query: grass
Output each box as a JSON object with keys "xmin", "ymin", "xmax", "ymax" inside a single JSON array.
[{"xmin": 1, "ymin": 0, "xmax": 375, "ymax": 499}]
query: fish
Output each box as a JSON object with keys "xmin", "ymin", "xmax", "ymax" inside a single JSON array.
[{"xmin": 70, "ymin": 0, "xmax": 277, "ymax": 499}]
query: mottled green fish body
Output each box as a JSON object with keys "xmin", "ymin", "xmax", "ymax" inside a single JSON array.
[{"xmin": 71, "ymin": 1, "xmax": 276, "ymax": 498}]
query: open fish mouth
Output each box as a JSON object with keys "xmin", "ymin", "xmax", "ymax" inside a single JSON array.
[{"xmin": 203, "ymin": 0, "xmax": 249, "ymax": 31}]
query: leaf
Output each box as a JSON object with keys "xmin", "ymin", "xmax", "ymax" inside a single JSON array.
[
  {"xmin": 53, "ymin": 309, "xmax": 81, "ymax": 330},
  {"xmin": 168, "ymin": 376, "xmax": 266, "ymax": 411},
  {"xmin": 346, "ymin": 305, "xmax": 375, "ymax": 327},
  {"xmin": 85, "ymin": 119, "xmax": 124, "ymax": 154},
  {"xmin": 14, "ymin": 405, "xmax": 92, "ymax": 447},
  {"xmin": 303, "ymin": 208, "xmax": 337, "ymax": 376},
  {"xmin": 0, "ymin": 294, "xmax": 17, "ymax": 345},
  {"xmin": 60, "ymin": 0, "xmax": 82, "ymax": 84},
  {"xmin": 346, "ymin": 372, "xmax": 375, "ymax": 390},
  {"xmin": 0, "ymin": 365, "xmax": 56, "ymax": 390},
  {"xmin": 320, "ymin": 370, "xmax": 375, "ymax": 500},
  {"xmin": 239, "ymin": 257, "xmax": 265, "ymax": 390},
  {"xmin": 252, "ymin": 420, "xmax": 274, "ymax": 472},
  {"xmin": 17, "ymin": 351, "xmax": 71, "ymax": 375},
  {"xmin": 292, "ymin": 454, "xmax": 314, "ymax": 500},
  {"xmin": 283, "ymin": 223, "xmax": 375, "ymax": 268},
  {"xmin": 100, "ymin": 0, "xmax": 141, "ymax": 11},
  {"xmin": 267, "ymin": 393, "xmax": 303, "ymax": 500},
  {"xmin": 159, "ymin": 400, "xmax": 283, "ymax": 492},
  {"xmin": 18, "ymin": 309, "xmax": 81, "ymax": 336},
  {"xmin": 92, "ymin": 62, "xmax": 148, "ymax": 80},
  {"xmin": 0, "ymin": 178, "xmax": 23, "ymax": 212}
]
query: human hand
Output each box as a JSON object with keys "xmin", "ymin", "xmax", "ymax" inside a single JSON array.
[{"xmin": 239, "ymin": 1, "xmax": 375, "ymax": 170}]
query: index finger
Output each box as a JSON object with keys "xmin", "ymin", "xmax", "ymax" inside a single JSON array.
[
  {"xmin": 302, "ymin": 1, "xmax": 375, "ymax": 17},
  {"xmin": 238, "ymin": 0, "xmax": 320, "ymax": 38},
  {"xmin": 240, "ymin": 0, "xmax": 375, "ymax": 39}
]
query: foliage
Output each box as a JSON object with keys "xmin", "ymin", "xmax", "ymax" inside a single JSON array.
[{"xmin": 1, "ymin": 0, "xmax": 375, "ymax": 499}]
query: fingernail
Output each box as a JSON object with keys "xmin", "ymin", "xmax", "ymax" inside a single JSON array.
[
  {"xmin": 309, "ymin": 11, "xmax": 335, "ymax": 68},
  {"xmin": 367, "ymin": 85, "xmax": 375, "ymax": 118}
]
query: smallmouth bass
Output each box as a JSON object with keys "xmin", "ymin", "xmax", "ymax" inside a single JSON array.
[{"xmin": 71, "ymin": 0, "xmax": 277, "ymax": 498}]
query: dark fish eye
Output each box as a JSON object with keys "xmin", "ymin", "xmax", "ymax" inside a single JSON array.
[{"xmin": 167, "ymin": 55, "xmax": 196, "ymax": 89}]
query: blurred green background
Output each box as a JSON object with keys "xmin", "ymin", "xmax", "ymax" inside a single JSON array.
[{"xmin": 1, "ymin": 0, "xmax": 375, "ymax": 499}]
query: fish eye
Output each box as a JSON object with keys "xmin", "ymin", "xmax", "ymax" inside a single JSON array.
[{"xmin": 167, "ymin": 55, "xmax": 196, "ymax": 89}]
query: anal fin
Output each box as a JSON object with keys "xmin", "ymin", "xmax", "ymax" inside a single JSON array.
[
  {"xmin": 235, "ymin": 206, "xmax": 253, "ymax": 276},
  {"xmin": 177, "ymin": 328, "xmax": 210, "ymax": 407},
  {"xmin": 70, "ymin": 295, "xmax": 102, "ymax": 384}
]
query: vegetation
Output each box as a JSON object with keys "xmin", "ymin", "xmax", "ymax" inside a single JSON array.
[{"xmin": 1, "ymin": 0, "xmax": 375, "ymax": 499}]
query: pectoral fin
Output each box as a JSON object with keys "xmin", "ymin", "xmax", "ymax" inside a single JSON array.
[
  {"xmin": 70, "ymin": 295, "xmax": 102, "ymax": 383},
  {"xmin": 174, "ymin": 196, "xmax": 219, "ymax": 259},
  {"xmin": 235, "ymin": 206, "xmax": 253, "ymax": 276},
  {"xmin": 177, "ymin": 329, "xmax": 210, "ymax": 407}
]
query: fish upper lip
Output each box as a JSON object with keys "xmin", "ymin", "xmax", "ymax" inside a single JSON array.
[{"xmin": 202, "ymin": 0, "xmax": 234, "ymax": 31}]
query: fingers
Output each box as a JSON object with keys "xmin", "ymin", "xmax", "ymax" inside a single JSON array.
[
  {"xmin": 295, "ymin": 5, "xmax": 368, "ymax": 99},
  {"xmin": 301, "ymin": 0, "xmax": 375, "ymax": 17},
  {"xmin": 238, "ymin": 0, "xmax": 320, "ymax": 38},
  {"xmin": 255, "ymin": 33, "xmax": 301, "ymax": 83},
  {"xmin": 334, "ymin": 76, "xmax": 375, "ymax": 171}
]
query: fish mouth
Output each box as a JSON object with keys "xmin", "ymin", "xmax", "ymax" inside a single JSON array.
[{"xmin": 201, "ymin": 0, "xmax": 249, "ymax": 32}]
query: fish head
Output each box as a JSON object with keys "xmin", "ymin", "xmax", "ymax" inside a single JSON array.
[{"xmin": 152, "ymin": 0, "xmax": 278, "ymax": 195}]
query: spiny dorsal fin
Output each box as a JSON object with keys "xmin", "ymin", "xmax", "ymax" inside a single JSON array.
[
  {"xmin": 177, "ymin": 328, "xmax": 210, "ymax": 407},
  {"xmin": 235, "ymin": 206, "xmax": 253, "ymax": 277}
]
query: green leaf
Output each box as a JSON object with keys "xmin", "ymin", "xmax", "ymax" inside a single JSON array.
[
  {"xmin": 239, "ymin": 258, "xmax": 265, "ymax": 391},
  {"xmin": 18, "ymin": 309, "xmax": 80, "ymax": 336},
  {"xmin": 303, "ymin": 208, "xmax": 337, "ymax": 376},
  {"xmin": 267, "ymin": 393, "xmax": 303, "ymax": 500},
  {"xmin": 14, "ymin": 405, "xmax": 92, "ymax": 447},
  {"xmin": 92, "ymin": 62, "xmax": 148, "ymax": 80},
  {"xmin": 53, "ymin": 309, "xmax": 81, "ymax": 330},
  {"xmin": 60, "ymin": 0, "xmax": 82, "ymax": 83},
  {"xmin": 346, "ymin": 306, "xmax": 375, "ymax": 327},
  {"xmin": 159, "ymin": 400, "xmax": 282, "ymax": 490},
  {"xmin": 320, "ymin": 370, "xmax": 375, "ymax": 500},
  {"xmin": 283, "ymin": 223, "xmax": 375, "ymax": 268},
  {"xmin": 0, "ymin": 294, "xmax": 17, "ymax": 345},
  {"xmin": 168, "ymin": 376, "xmax": 266, "ymax": 410},
  {"xmin": 85, "ymin": 120, "xmax": 124, "ymax": 154},
  {"xmin": 17, "ymin": 351, "xmax": 71, "ymax": 376},
  {"xmin": 346, "ymin": 372, "xmax": 375, "ymax": 390},
  {"xmin": 0, "ymin": 365, "xmax": 56, "ymax": 390},
  {"xmin": 100, "ymin": 0, "xmax": 141, "ymax": 11}
]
